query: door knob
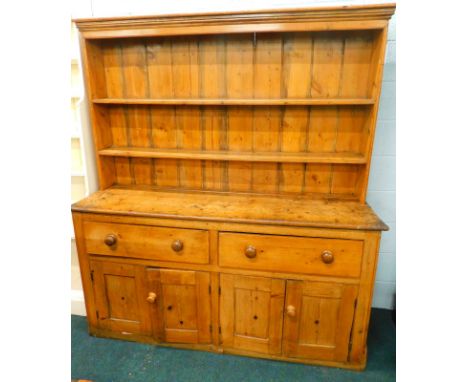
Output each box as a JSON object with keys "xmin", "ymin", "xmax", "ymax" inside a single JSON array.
[
  {"xmin": 146, "ymin": 292, "xmax": 157, "ymax": 303},
  {"xmin": 286, "ymin": 305, "xmax": 296, "ymax": 317}
]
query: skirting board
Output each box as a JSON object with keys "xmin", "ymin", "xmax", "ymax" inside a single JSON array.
[{"xmin": 71, "ymin": 289, "xmax": 86, "ymax": 316}]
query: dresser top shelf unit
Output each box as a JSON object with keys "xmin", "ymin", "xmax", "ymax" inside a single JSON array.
[
  {"xmin": 75, "ymin": 2, "xmax": 394, "ymax": 209},
  {"xmin": 72, "ymin": 187, "xmax": 388, "ymax": 231}
]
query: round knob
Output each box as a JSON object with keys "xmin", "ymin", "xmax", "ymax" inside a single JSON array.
[
  {"xmin": 104, "ymin": 234, "xmax": 117, "ymax": 247},
  {"xmin": 171, "ymin": 239, "xmax": 184, "ymax": 252},
  {"xmin": 244, "ymin": 245, "xmax": 257, "ymax": 259},
  {"xmin": 286, "ymin": 305, "xmax": 296, "ymax": 317},
  {"xmin": 321, "ymin": 250, "xmax": 334, "ymax": 264},
  {"xmin": 146, "ymin": 292, "xmax": 157, "ymax": 303}
]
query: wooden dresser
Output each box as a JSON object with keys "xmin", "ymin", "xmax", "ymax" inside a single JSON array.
[{"xmin": 72, "ymin": 3, "xmax": 395, "ymax": 370}]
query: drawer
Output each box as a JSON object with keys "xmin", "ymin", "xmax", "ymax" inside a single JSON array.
[
  {"xmin": 83, "ymin": 221, "xmax": 209, "ymax": 264},
  {"xmin": 219, "ymin": 232, "xmax": 363, "ymax": 278}
]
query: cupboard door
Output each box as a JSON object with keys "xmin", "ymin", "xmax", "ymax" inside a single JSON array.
[
  {"xmin": 283, "ymin": 280, "xmax": 358, "ymax": 362},
  {"xmin": 220, "ymin": 274, "xmax": 285, "ymax": 355},
  {"xmin": 89, "ymin": 259, "xmax": 152, "ymax": 336},
  {"xmin": 146, "ymin": 268, "xmax": 211, "ymax": 344}
]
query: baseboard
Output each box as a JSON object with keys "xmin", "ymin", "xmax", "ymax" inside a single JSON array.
[
  {"xmin": 371, "ymin": 281, "xmax": 396, "ymax": 309},
  {"xmin": 71, "ymin": 289, "xmax": 86, "ymax": 316}
]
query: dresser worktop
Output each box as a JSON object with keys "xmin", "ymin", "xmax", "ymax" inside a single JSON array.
[{"xmin": 72, "ymin": 187, "xmax": 387, "ymax": 231}]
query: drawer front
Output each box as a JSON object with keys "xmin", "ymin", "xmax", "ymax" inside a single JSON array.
[
  {"xmin": 83, "ymin": 221, "xmax": 209, "ymax": 264},
  {"xmin": 219, "ymin": 232, "xmax": 363, "ymax": 278}
]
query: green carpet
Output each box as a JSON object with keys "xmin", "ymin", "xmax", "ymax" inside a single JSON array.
[{"xmin": 71, "ymin": 308, "xmax": 395, "ymax": 381}]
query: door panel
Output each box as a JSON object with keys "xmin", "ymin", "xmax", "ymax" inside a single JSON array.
[
  {"xmin": 220, "ymin": 274, "xmax": 285, "ymax": 355},
  {"xmin": 104, "ymin": 274, "xmax": 140, "ymax": 321},
  {"xmin": 283, "ymin": 280, "xmax": 358, "ymax": 362},
  {"xmin": 146, "ymin": 268, "xmax": 211, "ymax": 344},
  {"xmin": 89, "ymin": 259, "xmax": 152, "ymax": 336}
]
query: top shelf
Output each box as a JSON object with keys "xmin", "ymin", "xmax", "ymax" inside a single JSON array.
[{"xmin": 92, "ymin": 98, "xmax": 375, "ymax": 106}]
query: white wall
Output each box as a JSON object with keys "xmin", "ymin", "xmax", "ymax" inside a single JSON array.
[
  {"xmin": 71, "ymin": 0, "xmax": 396, "ymax": 312},
  {"xmin": 368, "ymin": 15, "xmax": 396, "ymax": 309}
]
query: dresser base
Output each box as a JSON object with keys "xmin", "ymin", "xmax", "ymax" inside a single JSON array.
[{"xmin": 73, "ymin": 191, "xmax": 382, "ymax": 371}]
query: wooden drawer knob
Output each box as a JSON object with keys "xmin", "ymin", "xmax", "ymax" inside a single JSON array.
[
  {"xmin": 171, "ymin": 239, "xmax": 184, "ymax": 252},
  {"xmin": 321, "ymin": 250, "xmax": 334, "ymax": 264},
  {"xmin": 146, "ymin": 292, "xmax": 157, "ymax": 303},
  {"xmin": 286, "ymin": 305, "xmax": 296, "ymax": 317},
  {"xmin": 245, "ymin": 245, "xmax": 257, "ymax": 259},
  {"xmin": 104, "ymin": 234, "xmax": 117, "ymax": 247}
]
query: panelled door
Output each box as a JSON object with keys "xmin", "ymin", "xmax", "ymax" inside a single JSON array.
[
  {"xmin": 89, "ymin": 259, "xmax": 152, "ymax": 336},
  {"xmin": 282, "ymin": 280, "xmax": 358, "ymax": 362},
  {"xmin": 219, "ymin": 274, "xmax": 285, "ymax": 355},
  {"xmin": 146, "ymin": 268, "xmax": 211, "ymax": 344}
]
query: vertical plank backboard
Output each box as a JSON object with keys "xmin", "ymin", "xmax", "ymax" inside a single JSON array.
[
  {"xmin": 226, "ymin": 35, "xmax": 254, "ymax": 192},
  {"xmin": 252, "ymin": 34, "xmax": 282, "ymax": 193},
  {"xmin": 121, "ymin": 41, "xmax": 152, "ymax": 185},
  {"xmin": 172, "ymin": 38, "xmax": 203, "ymax": 189},
  {"xmin": 310, "ymin": 32, "xmax": 343, "ymax": 98},
  {"xmin": 280, "ymin": 34, "xmax": 313, "ymax": 194},
  {"xmin": 199, "ymin": 36, "xmax": 227, "ymax": 190},
  {"xmin": 339, "ymin": 32, "xmax": 375, "ymax": 98},
  {"xmin": 146, "ymin": 38, "xmax": 179, "ymax": 187}
]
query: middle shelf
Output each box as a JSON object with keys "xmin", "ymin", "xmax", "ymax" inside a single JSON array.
[
  {"xmin": 93, "ymin": 98, "xmax": 375, "ymax": 106},
  {"xmin": 98, "ymin": 147, "xmax": 366, "ymax": 164}
]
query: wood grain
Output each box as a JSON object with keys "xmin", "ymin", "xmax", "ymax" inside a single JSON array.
[
  {"xmin": 120, "ymin": 41, "xmax": 152, "ymax": 185},
  {"xmin": 99, "ymin": 147, "xmax": 366, "ymax": 164},
  {"xmin": 146, "ymin": 38, "xmax": 178, "ymax": 188},
  {"xmin": 146, "ymin": 268, "xmax": 211, "ymax": 344},
  {"xmin": 93, "ymin": 98, "xmax": 375, "ymax": 105},
  {"xmin": 85, "ymin": 29, "xmax": 383, "ymax": 198},
  {"xmin": 219, "ymin": 232, "xmax": 363, "ymax": 278},
  {"xmin": 73, "ymin": 187, "xmax": 388, "ymax": 231},
  {"xmin": 220, "ymin": 274, "xmax": 285, "ymax": 355},
  {"xmin": 282, "ymin": 280, "xmax": 358, "ymax": 362},
  {"xmin": 75, "ymin": 4, "xmax": 395, "ymax": 40},
  {"xmin": 83, "ymin": 220, "xmax": 210, "ymax": 264},
  {"xmin": 89, "ymin": 259, "xmax": 152, "ymax": 335}
]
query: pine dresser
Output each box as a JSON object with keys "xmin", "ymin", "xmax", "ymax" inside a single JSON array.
[{"xmin": 72, "ymin": 3, "xmax": 395, "ymax": 370}]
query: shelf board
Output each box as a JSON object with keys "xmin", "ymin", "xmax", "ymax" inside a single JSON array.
[
  {"xmin": 99, "ymin": 147, "xmax": 366, "ymax": 164},
  {"xmin": 92, "ymin": 98, "xmax": 375, "ymax": 106},
  {"xmin": 72, "ymin": 187, "xmax": 388, "ymax": 231}
]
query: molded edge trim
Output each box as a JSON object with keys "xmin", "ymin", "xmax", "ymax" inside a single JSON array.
[{"xmin": 73, "ymin": 3, "xmax": 396, "ymax": 32}]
